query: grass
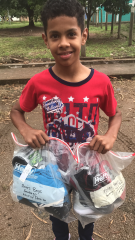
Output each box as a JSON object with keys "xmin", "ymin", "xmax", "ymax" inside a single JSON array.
[
  {"xmin": 0, "ymin": 23, "xmax": 135, "ymax": 61},
  {"xmin": 86, "ymin": 38, "xmax": 135, "ymax": 58},
  {"xmin": 0, "ymin": 36, "xmax": 52, "ymax": 60},
  {"xmin": 0, "ymin": 21, "xmax": 44, "ymax": 29},
  {"xmin": 86, "ymin": 24, "xmax": 135, "ymax": 58},
  {"xmin": 0, "ymin": 21, "xmax": 29, "ymax": 29}
]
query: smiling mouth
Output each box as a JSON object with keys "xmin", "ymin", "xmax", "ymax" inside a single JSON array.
[
  {"xmin": 58, "ymin": 52, "xmax": 73, "ymax": 59},
  {"xmin": 59, "ymin": 52, "xmax": 73, "ymax": 56}
]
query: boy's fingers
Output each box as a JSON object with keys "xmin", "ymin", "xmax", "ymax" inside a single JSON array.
[
  {"xmin": 37, "ymin": 134, "xmax": 46, "ymax": 146},
  {"xmin": 89, "ymin": 137, "xmax": 97, "ymax": 149},
  {"xmin": 41, "ymin": 132, "xmax": 49, "ymax": 142},
  {"xmin": 89, "ymin": 136, "xmax": 102, "ymax": 151},
  {"xmin": 102, "ymin": 149, "xmax": 108, "ymax": 154},
  {"xmin": 93, "ymin": 141, "xmax": 101, "ymax": 152},
  {"xmin": 97, "ymin": 145, "xmax": 104, "ymax": 154},
  {"xmin": 32, "ymin": 132, "xmax": 49, "ymax": 148},
  {"xmin": 24, "ymin": 131, "xmax": 49, "ymax": 149},
  {"xmin": 27, "ymin": 141, "xmax": 37, "ymax": 149},
  {"xmin": 32, "ymin": 138, "xmax": 41, "ymax": 149}
]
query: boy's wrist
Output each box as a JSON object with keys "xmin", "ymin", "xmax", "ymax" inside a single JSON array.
[
  {"xmin": 105, "ymin": 130, "xmax": 117, "ymax": 142},
  {"xmin": 19, "ymin": 123, "xmax": 31, "ymax": 138}
]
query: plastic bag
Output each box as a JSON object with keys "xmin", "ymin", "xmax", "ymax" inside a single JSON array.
[
  {"xmin": 71, "ymin": 142, "xmax": 135, "ymax": 227},
  {"xmin": 11, "ymin": 133, "xmax": 135, "ymax": 227},
  {"xmin": 10, "ymin": 133, "xmax": 77, "ymax": 223},
  {"xmin": 45, "ymin": 137, "xmax": 78, "ymax": 184}
]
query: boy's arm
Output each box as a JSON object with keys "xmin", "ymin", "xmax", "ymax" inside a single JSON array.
[
  {"xmin": 89, "ymin": 106, "xmax": 122, "ymax": 154},
  {"xmin": 10, "ymin": 100, "xmax": 49, "ymax": 148}
]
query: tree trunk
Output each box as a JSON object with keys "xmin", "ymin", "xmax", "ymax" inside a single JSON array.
[
  {"xmin": 101, "ymin": 9, "xmax": 102, "ymax": 29},
  {"xmin": 118, "ymin": 9, "xmax": 122, "ymax": 39},
  {"xmin": 129, "ymin": 11, "xmax": 134, "ymax": 46},
  {"xmin": 87, "ymin": 17, "xmax": 90, "ymax": 39},
  {"xmin": 96, "ymin": 10, "xmax": 99, "ymax": 27},
  {"xmin": 111, "ymin": 13, "xmax": 114, "ymax": 34},
  {"xmin": 105, "ymin": 12, "xmax": 108, "ymax": 31},
  {"xmin": 27, "ymin": 6, "xmax": 34, "ymax": 27},
  {"xmin": 115, "ymin": 14, "xmax": 117, "ymax": 24}
]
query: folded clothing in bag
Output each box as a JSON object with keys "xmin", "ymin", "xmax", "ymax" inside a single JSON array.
[
  {"xmin": 12, "ymin": 146, "xmax": 71, "ymax": 220},
  {"xmin": 72, "ymin": 143, "xmax": 126, "ymax": 216}
]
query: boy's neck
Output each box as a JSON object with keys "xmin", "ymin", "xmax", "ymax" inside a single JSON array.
[{"xmin": 52, "ymin": 61, "xmax": 90, "ymax": 83}]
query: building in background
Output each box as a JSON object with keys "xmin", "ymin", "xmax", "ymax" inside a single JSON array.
[
  {"xmin": 12, "ymin": 17, "xmax": 20, "ymax": 21},
  {"xmin": 91, "ymin": 0, "xmax": 135, "ymax": 24}
]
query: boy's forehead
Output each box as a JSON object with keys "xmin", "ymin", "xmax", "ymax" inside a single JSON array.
[{"xmin": 47, "ymin": 15, "xmax": 80, "ymax": 32}]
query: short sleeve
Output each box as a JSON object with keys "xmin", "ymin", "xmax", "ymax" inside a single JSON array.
[
  {"xmin": 100, "ymin": 80, "xmax": 117, "ymax": 117},
  {"xmin": 19, "ymin": 78, "xmax": 38, "ymax": 112}
]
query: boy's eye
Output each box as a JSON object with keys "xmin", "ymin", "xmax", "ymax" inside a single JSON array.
[
  {"xmin": 68, "ymin": 32, "xmax": 76, "ymax": 37},
  {"xmin": 51, "ymin": 34, "xmax": 59, "ymax": 39}
]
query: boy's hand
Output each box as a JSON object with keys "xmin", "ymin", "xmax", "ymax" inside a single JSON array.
[
  {"xmin": 90, "ymin": 107, "xmax": 122, "ymax": 154},
  {"xmin": 22, "ymin": 127, "xmax": 49, "ymax": 149},
  {"xmin": 89, "ymin": 134, "xmax": 115, "ymax": 154},
  {"xmin": 10, "ymin": 100, "xmax": 49, "ymax": 149}
]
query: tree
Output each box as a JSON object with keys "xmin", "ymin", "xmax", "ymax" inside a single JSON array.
[
  {"xmin": 0, "ymin": 7, "xmax": 7, "ymax": 20},
  {"xmin": 102, "ymin": 0, "xmax": 131, "ymax": 37},
  {"xmin": 117, "ymin": 0, "xmax": 131, "ymax": 39},
  {"xmin": 34, "ymin": 5, "xmax": 42, "ymax": 22},
  {"xmin": 79, "ymin": 0, "xmax": 105, "ymax": 39},
  {"xmin": 0, "ymin": 0, "xmax": 46, "ymax": 27},
  {"xmin": 102, "ymin": 0, "xmax": 118, "ymax": 34}
]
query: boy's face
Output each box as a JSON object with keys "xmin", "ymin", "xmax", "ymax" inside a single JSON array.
[{"xmin": 42, "ymin": 16, "xmax": 88, "ymax": 67}]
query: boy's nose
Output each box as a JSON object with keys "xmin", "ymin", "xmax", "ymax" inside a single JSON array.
[{"xmin": 58, "ymin": 36, "xmax": 70, "ymax": 48}]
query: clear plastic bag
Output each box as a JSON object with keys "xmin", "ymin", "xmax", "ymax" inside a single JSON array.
[
  {"xmin": 11, "ymin": 133, "xmax": 135, "ymax": 227},
  {"xmin": 44, "ymin": 137, "xmax": 78, "ymax": 184},
  {"xmin": 71, "ymin": 142, "xmax": 135, "ymax": 227},
  {"xmin": 10, "ymin": 133, "xmax": 77, "ymax": 223}
]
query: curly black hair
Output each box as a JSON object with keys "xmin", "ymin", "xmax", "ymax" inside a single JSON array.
[{"xmin": 41, "ymin": 0, "xmax": 84, "ymax": 35}]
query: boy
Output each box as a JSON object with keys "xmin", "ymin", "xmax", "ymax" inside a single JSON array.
[{"xmin": 10, "ymin": 0, "xmax": 122, "ymax": 239}]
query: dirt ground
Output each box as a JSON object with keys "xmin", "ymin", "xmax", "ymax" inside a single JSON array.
[
  {"xmin": 0, "ymin": 77, "xmax": 135, "ymax": 240},
  {"xmin": 0, "ymin": 26, "xmax": 45, "ymax": 37}
]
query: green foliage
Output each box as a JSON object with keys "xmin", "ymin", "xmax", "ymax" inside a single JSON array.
[
  {"xmin": 0, "ymin": 8, "xmax": 7, "ymax": 18},
  {"xmin": 102, "ymin": 0, "xmax": 131, "ymax": 15},
  {"xmin": 34, "ymin": 4, "xmax": 43, "ymax": 22},
  {"xmin": 78, "ymin": 0, "xmax": 105, "ymax": 38},
  {"xmin": 79, "ymin": 0, "xmax": 105, "ymax": 18},
  {"xmin": 9, "ymin": 0, "xmax": 46, "ymax": 11},
  {"xmin": 0, "ymin": 0, "xmax": 46, "ymax": 25}
]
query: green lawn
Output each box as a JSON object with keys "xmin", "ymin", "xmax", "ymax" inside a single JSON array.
[
  {"xmin": 86, "ymin": 25, "xmax": 135, "ymax": 58},
  {"xmin": 0, "ymin": 21, "xmax": 29, "ymax": 29},
  {"xmin": 0, "ymin": 23, "xmax": 135, "ymax": 61},
  {"xmin": 0, "ymin": 36, "xmax": 52, "ymax": 60},
  {"xmin": 0, "ymin": 21, "xmax": 43, "ymax": 29}
]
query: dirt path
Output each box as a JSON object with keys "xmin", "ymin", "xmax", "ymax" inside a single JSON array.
[
  {"xmin": 0, "ymin": 79, "xmax": 135, "ymax": 240},
  {"xmin": 0, "ymin": 26, "xmax": 44, "ymax": 37}
]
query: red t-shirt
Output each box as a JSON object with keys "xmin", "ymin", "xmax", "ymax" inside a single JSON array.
[{"xmin": 20, "ymin": 67, "xmax": 117, "ymax": 149}]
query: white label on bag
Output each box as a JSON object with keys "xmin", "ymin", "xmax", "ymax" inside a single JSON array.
[
  {"xmin": 90, "ymin": 173, "xmax": 125, "ymax": 208},
  {"xmin": 19, "ymin": 164, "xmax": 33, "ymax": 182},
  {"xmin": 13, "ymin": 175, "xmax": 65, "ymax": 206}
]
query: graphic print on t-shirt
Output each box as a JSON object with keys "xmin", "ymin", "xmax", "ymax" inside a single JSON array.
[{"xmin": 43, "ymin": 96, "xmax": 97, "ymax": 149}]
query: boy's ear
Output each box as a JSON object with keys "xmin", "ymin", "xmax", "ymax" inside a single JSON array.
[
  {"xmin": 42, "ymin": 33, "xmax": 50, "ymax": 49},
  {"xmin": 81, "ymin": 28, "xmax": 88, "ymax": 46}
]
